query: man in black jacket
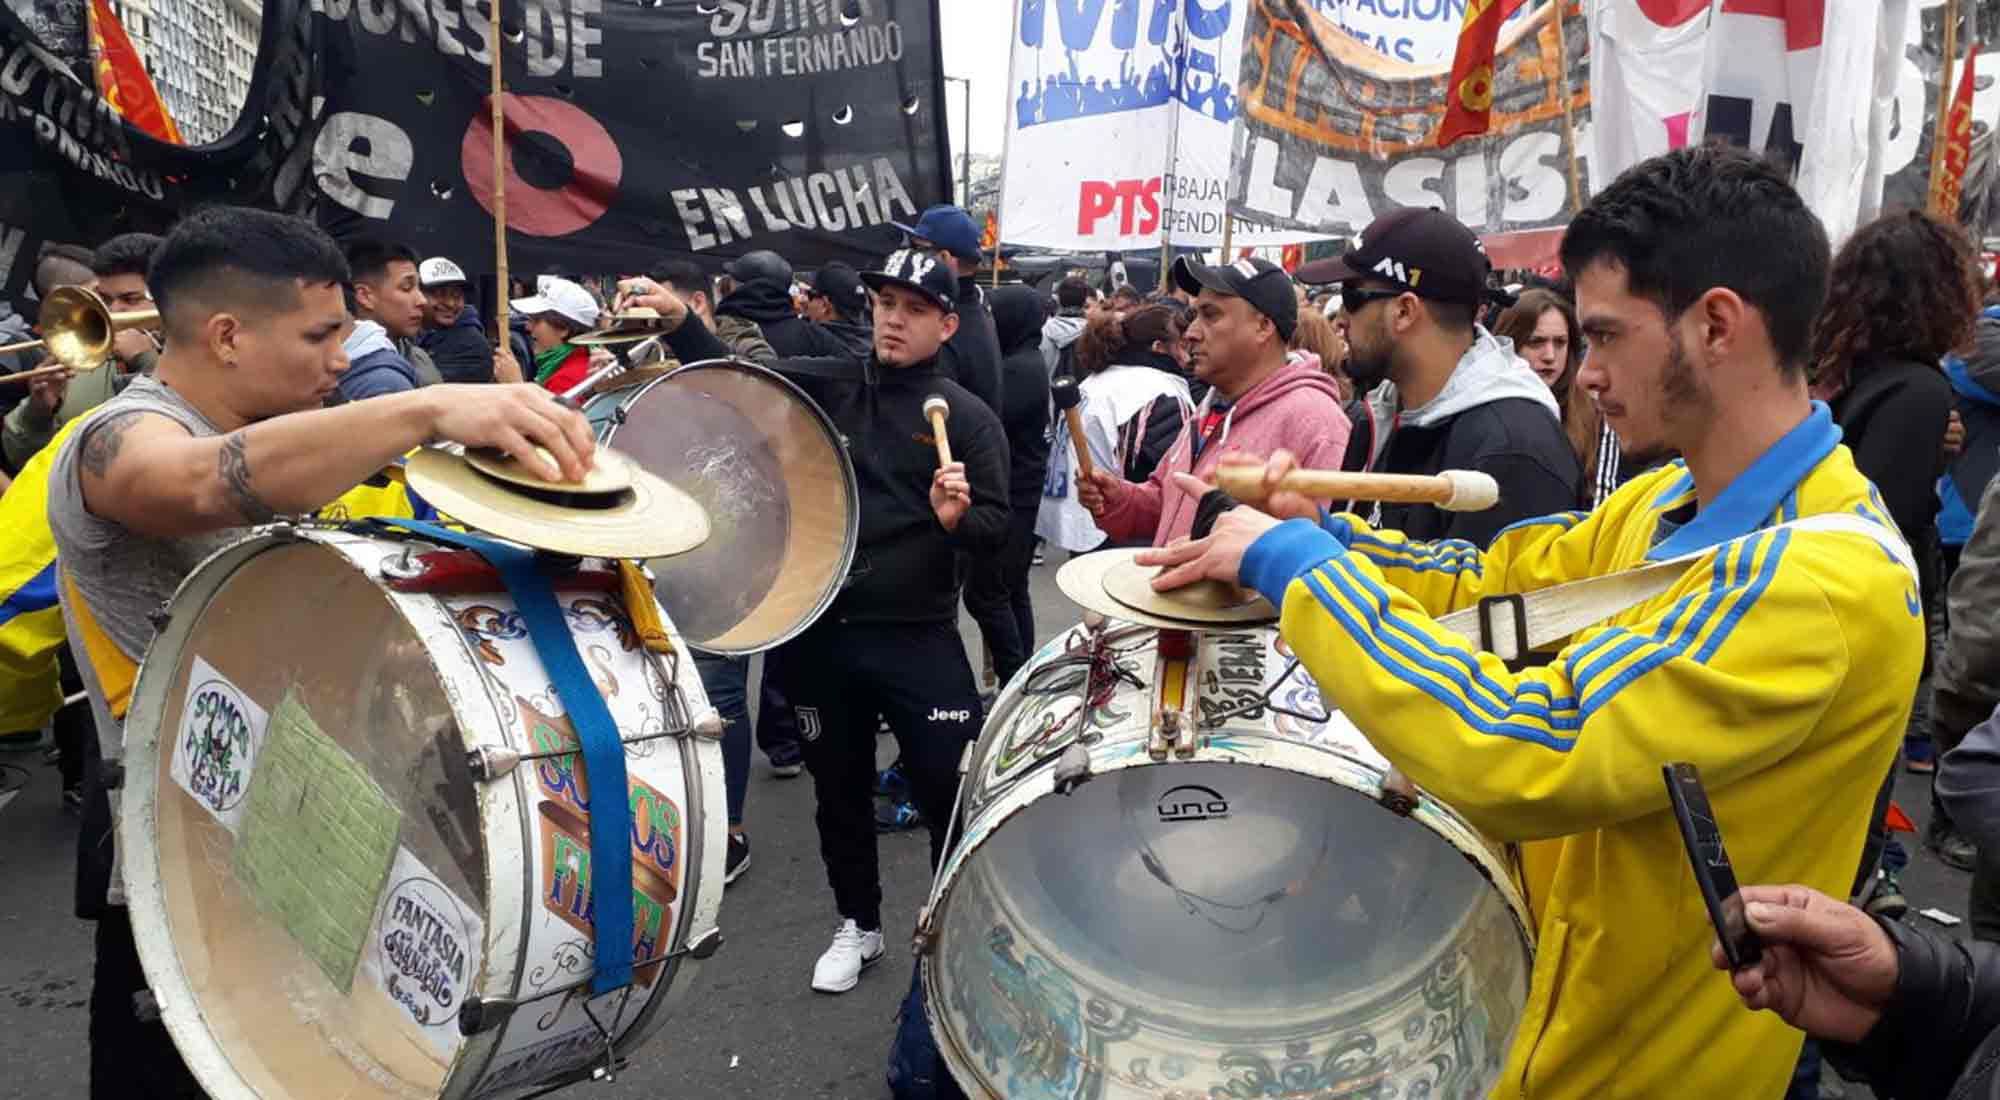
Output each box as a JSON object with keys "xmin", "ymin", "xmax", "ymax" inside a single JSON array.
[
  {"xmin": 897, "ymin": 205, "xmax": 1003, "ymax": 413},
  {"xmin": 613, "ymin": 249, "xmax": 1010, "ymax": 996},
  {"xmin": 964, "ymin": 284, "xmax": 1051, "ymax": 689},
  {"xmin": 1713, "ymin": 878, "xmax": 2000, "ymax": 1100},
  {"xmin": 414, "ymin": 257, "xmax": 496, "ymax": 384},
  {"xmin": 716, "ymin": 249, "xmax": 852, "ymax": 359},
  {"xmin": 1301, "ymin": 209, "xmax": 1579, "ymax": 546},
  {"xmin": 804, "ymin": 261, "xmax": 875, "ymax": 358}
]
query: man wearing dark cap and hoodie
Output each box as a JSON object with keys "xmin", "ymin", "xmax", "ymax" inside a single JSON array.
[
  {"xmin": 716, "ymin": 248, "xmax": 852, "ymax": 359},
  {"xmin": 1079, "ymin": 256, "xmax": 1351, "ymax": 546},
  {"xmin": 897, "ymin": 204, "xmax": 1002, "ymax": 413},
  {"xmin": 1299, "ymin": 208, "xmax": 1578, "ymax": 546},
  {"xmin": 611, "ymin": 248, "xmax": 1009, "ymax": 997},
  {"xmin": 803, "ymin": 261, "xmax": 874, "ymax": 358},
  {"xmin": 965, "ymin": 284, "xmax": 1052, "ymax": 688}
]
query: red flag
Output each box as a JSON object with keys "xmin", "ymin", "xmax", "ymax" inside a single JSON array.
[
  {"xmin": 1931, "ymin": 43, "xmax": 1979, "ymax": 219},
  {"xmin": 1438, "ymin": 0, "xmax": 1528, "ymax": 148},
  {"xmin": 87, "ymin": 0, "xmax": 181, "ymax": 144},
  {"xmin": 1280, "ymin": 244, "xmax": 1304, "ymax": 273}
]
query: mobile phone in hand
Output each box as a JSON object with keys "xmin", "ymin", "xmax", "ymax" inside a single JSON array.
[{"xmin": 1663, "ymin": 762, "xmax": 1763, "ymax": 969}]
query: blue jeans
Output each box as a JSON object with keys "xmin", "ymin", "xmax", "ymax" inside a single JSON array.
[{"xmin": 693, "ymin": 653, "xmax": 753, "ymax": 828}]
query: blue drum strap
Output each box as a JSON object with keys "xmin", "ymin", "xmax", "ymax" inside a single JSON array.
[{"xmin": 374, "ymin": 517, "xmax": 636, "ymax": 994}]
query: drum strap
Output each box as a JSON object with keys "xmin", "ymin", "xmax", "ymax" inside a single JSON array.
[
  {"xmin": 373, "ymin": 517, "xmax": 639, "ymax": 995},
  {"xmin": 1434, "ymin": 513, "xmax": 1919, "ymax": 663},
  {"xmin": 59, "ymin": 568, "xmax": 135, "ymax": 721}
]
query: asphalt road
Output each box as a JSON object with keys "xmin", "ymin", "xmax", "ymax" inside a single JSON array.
[{"xmin": 0, "ymin": 554, "xmax": 1966, "ymax": 1099}]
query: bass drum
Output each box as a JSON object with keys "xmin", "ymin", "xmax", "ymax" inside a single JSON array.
[
  {"xmin": 922, "ymin": 623, "xmax": 1534, "ymax": 1100},
  {"xmin": 583, "ymin": 359, "xmax": 859, "ymax": 655},
  {"xmin": 119, "ymin": 527, "xmax": 725, "ymax": 1100}
]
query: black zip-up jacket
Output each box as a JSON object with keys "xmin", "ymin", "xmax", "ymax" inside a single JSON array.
[
  {"xmin": 1824, "ymin": 915, "xmax": 2000, "ymax": 1099},
  {"xmin": 815, "ymin": 317, "xmax": 875, "ymax": 358},
  {"xmin": 665, "ymin": 316, "xmax": 1010, "ymax": 624},
  {"xmin": 1361, "ymin": 398, "xmax": 1581, "ymax": 547},
  {"xmin": 941, "ymin": 277, "xmax": 1003, "ymax": 415},
  {"xmin": 1831, "ymin": 355, "xmax": 1953, "ymax": 596},
  {"xmin": 989, "ymin": 284, "xmax": 1052, "ymax": 512},
  {"xmin": 716, "ymin": 280, "xmax": 852, "ymax": 360}
]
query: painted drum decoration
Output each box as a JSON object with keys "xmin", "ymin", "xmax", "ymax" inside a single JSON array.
[
  {"xmin": 922, "ymin": 622, "xmax": 1535, "ymax": 1100},
  {"xmin": 118, "ymin": 527, "xmax": 725, "ymax": 1100}
]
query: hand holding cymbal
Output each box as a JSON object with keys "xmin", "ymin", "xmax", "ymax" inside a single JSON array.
[{"xmin": 924, "ymin": 394, "xmax": 953, "ymax": 467}]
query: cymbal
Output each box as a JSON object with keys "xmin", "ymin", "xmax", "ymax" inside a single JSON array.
[
  {"xmin": 572, "ymin": 309, "xmax": 673, "ymax": 347},
  {"xmin": 461, "ymin": 445, "xmax": 634, "ymax": 494},
  {"xmin": 404, "ymin": 446, "xmax": 709, "ymax": 560},
  {"xmin": 1056, "ymin": 549, "xmax": 1277, "ymax": 631}
]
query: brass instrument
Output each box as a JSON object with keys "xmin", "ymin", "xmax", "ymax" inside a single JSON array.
[{"xmin": 0, "ymin": 285, "xmax": 161, "ymax": 380}]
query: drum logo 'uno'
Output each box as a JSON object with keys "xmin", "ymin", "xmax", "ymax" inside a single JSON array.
[{"xmin": 1157, "ymin": 784, "xmax": 1230, "ymax": 823}]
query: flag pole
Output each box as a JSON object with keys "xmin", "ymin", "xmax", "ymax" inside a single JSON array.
[
  {"xmin": 489, "ymin": 0, "xmax": 510, "ymax": 339},
  {"xmin": 1930, "ymin": 0, "xmax": 1962, "ymax": 200},
  {"xmin": 1552, "ymin": 1, "xmax": 1583, "ymax": 213}
]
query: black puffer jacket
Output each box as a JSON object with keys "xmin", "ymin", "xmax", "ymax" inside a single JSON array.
[
  {"xmin": 988, "ymin": 285, "xmax": 1051, "ymax": 512},
  {"xmin": 1825, "ymin": 915, "xmax": 2000, "ymax": 1099},
  {"xmin": 717, "ymin": 280, "xmax": 852, "ymax": 360},
  {"xmin": 664, "ymin": 314, "xmax": 1010, "ymax": 625}
]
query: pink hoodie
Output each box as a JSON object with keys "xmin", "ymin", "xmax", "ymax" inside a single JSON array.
[{"xmin": 1096, "ymin": 354, "xmax": 1352, "ymax": 546}]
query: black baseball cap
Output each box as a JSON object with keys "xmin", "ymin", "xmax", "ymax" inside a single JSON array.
[
  {"xmin": 1295, "ymin": 208, "xmax": 1491, "ymax": 306},
  {"xmin": 1172, "ymin": 255, "xmax": 1298, "ymax": 342},
  {"xmin": 724, "ymin": 249, "xmax": 793, "ymax": 287},
  {"xmin": 810, "ymin": 261, "xmax": 868, "ymax": 317},
  {"xmin": 861, "ymin": 249, "xmax": 958, "ymax": 313}
]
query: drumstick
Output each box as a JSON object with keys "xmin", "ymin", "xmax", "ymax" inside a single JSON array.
[
  {"xmin": 1049, "ymin": 376, "xmax": 1094, "ymax": 482},
  {"xmin": 0, "ymin": 362, "xmax": 73, "ymax": 387},
  {"xmin": 924, "ymin": 394, "xmax": 952, "ymax": 466},
  {"xmin": 1215, "ymin": 462, "xmax": 1500, "ymax": 513}
]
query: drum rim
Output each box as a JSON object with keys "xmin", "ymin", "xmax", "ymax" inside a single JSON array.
[
  {"xmin": 596, "ymin": 357, "xmax": 862, "ymax": 656},
  {"xmin": 119, "ymin": 524, "xmax": 730, "ymax": 1099}
]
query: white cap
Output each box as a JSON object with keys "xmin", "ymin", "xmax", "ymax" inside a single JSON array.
[
  {"xmin": 511, "ymin": 276, "xmax": 599, "ymax": 330},
  {"xmin": 418, "ymin": 257, "xmax": 467, "ymax": 287}
]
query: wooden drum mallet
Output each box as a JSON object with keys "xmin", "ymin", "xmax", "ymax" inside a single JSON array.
[
  {"xmin": 924, "ymin": 394, "xmax": 953, "ymax": 466},
  {"xmin": 1215, "ymin": 462, "xmax": 1501, "ymax": 513}
]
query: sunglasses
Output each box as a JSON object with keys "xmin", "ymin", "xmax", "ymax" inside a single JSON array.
[{"xmin": 1339, "ymin": 286, "xmax": 1406, "ymax": 314}]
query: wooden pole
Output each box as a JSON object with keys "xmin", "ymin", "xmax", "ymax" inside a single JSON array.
[
  {"xmin": 1552, "ymin": 1, "xmax": 1583, "ymax": 214},
  {"xmin": 489, "ymin": 0, "xmax": 510, "ymax": 338},
  {"xmin": 1220, "ymin": 215, "xmax": 1235, "ymax": 260},
  {"xmin": 1930, "ymin": 0, "xmax": 1963, "ymax": 201}
]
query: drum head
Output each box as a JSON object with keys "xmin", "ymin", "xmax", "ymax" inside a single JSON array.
[
  {"xmin": 128, "ymin": 539, "xmax": 485, "ymax": 1099},
  {"xmin": 602, "ymin": 360, "xmax": 859, "ymax": 654},
  {"xmin": 929, "ymin": 760, "xmax": 1531, "ymax": 1098}
]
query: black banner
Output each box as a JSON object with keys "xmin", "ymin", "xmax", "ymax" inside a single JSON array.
[
  {"xmin": 311, "ymin": 0, "xmax": 952, "ymax": 276},
  {"xmin": 0, "ymin": 0, "xmax": 320, "ymax": 300}
]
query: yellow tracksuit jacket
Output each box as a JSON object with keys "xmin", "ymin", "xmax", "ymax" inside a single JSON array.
[{"xmin": 1237, "ymin": 404, "xmax": 1922, "ymax": 1100}]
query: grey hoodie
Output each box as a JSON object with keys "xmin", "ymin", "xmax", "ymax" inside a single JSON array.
[{"xmin": 1041, "ymin": 312, "xmax": 1086, "ymax": 375}]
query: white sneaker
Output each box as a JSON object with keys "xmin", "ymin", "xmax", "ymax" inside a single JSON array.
[{"xmin": 810, "ymin": 919, "xmax": 884, "ymax": 993}]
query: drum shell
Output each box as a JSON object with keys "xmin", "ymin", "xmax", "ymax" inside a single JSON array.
[
  {"xmin": 922, "ymin": 624, "xmax": 1535, "ymax": 1100},
  {"xmin": 118, "ymin": 527, "xmax": 725, "ymax": 1100}
]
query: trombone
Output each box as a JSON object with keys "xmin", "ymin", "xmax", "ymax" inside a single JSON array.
[{"xmin": 0, "ymin": 285, "xmax": 162, "ymax": 384}]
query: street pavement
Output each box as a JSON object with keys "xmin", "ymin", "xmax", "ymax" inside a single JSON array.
[{"xmin": 0, "ymin": 554, "xmax": 1965, "ymax": 1099}]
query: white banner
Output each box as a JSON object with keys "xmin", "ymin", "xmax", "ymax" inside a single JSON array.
[{"xmin": 999, "ymin": 0, "xmax": 1320, "ymax": 250}]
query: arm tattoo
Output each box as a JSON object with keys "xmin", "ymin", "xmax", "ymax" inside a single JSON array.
[
  {"xmin": 78, "ymin": 414, "xmax": 140, "ymax": 479},
  {"xmin": 218, "ymin": 431, "xmax": 276, "ymax": 524}
]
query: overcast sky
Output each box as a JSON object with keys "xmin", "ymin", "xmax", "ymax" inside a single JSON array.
[{"xmin": 939, "ymin": 3, "xmax": 1014, "ymax": 158}]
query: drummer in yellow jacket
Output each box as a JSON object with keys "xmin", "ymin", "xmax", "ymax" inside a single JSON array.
[{"xmin": 1141, "ymin": 145, "xmax": 1925, "ymax": 1100}]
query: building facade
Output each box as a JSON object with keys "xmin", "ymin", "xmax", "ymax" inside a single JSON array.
[{"xmin": 118, "ymin": 0, "xmax": 261, "ymax": 144}]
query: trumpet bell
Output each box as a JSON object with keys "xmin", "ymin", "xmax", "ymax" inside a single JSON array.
[{"xmin": 38, "ymin": 285, "xmax": 159, "ymax": 370}]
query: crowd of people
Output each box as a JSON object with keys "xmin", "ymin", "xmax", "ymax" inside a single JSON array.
[{"xmin": 8, "ymin": 144, "xmax": 2000, "ymax": 1100}]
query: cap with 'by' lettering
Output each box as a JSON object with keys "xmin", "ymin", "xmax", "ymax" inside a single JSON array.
[
  {"xmin": 1295, "ymin": 207, "xmax": 1492, "ymax": 306},
  {"xmin": 861, "ymin": 249, "xmax": 959, "ymax": 313}
]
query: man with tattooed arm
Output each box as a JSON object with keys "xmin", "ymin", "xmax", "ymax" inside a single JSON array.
[{"xmin": 46, "ymin": 206, "xmax": 596, "ymax": 1100}]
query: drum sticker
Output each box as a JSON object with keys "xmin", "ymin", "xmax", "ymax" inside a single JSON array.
[
  {"xmin": 361, "ymin": 847, "xmax": 485, "ymax": 1055},
  {"xmin": 1156, "ymin": 784, "xmax": 1231, "ymax": 823},
  {"xmin": 1199, "ymin": 632, "xmax": 1269, "ymax": 723},
  {"xmin": 170, "ymin": 656, "xmax": 271, "ymax": 833}
]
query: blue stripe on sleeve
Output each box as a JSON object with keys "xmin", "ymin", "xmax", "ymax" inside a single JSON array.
[{"xmin": 0, "ymin": 562, "xmax": 59, "ymax": 631}]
